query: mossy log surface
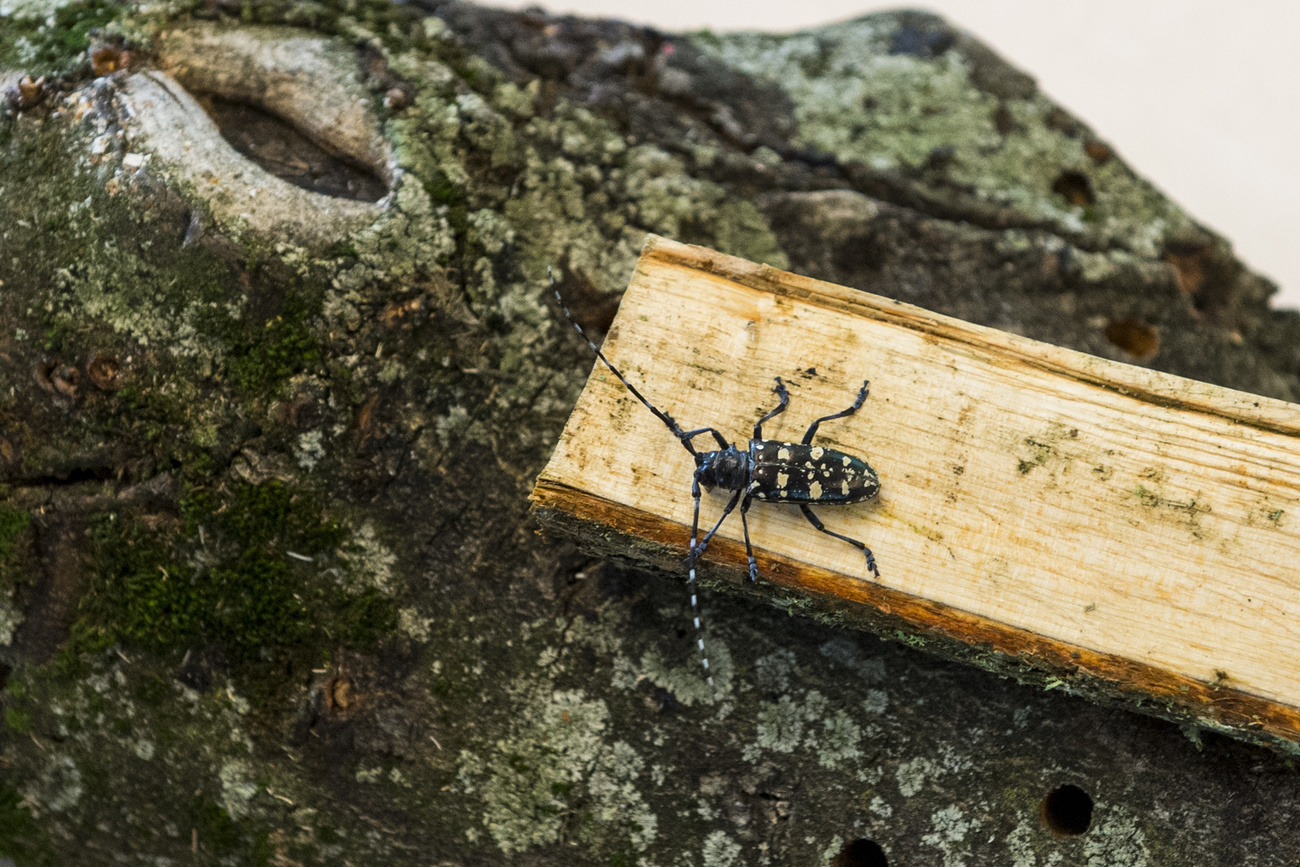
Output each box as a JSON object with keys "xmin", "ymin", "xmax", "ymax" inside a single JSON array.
[{"xmin": 2, "ymin": 3, "xmax": 1300, "ymax": 865}]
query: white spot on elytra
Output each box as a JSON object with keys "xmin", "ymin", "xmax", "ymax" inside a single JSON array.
[
  {"xmin": 842, "ymin": 456, "xmax": 851, "ymax": 466},
  {"xmin": 776, "ymin": 471, "xmax": 789, "ymax": 489},
  {"xmin": 810, "ymin": 446, "xmax": 824, "ymax": 460},
  {"xmin": 810, "ymin": 481, "xmax": 823, "ymax": 499},
  {"xmin": 778, "ymin": 446, "xmax": 792, "ymax": 461},
  {"xmin": 841, "ymin": 481, "xmax": 849, "ymax": 495}
]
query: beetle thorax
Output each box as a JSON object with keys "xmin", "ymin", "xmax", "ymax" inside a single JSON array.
[{"xmin": 696, "ymin": 446, "xmax": 750, "ymax": 492}]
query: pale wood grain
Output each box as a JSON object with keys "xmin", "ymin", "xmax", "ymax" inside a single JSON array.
[{"xmin": 533, "ymin": 235, "xmax": 1300, "ymax": 744}]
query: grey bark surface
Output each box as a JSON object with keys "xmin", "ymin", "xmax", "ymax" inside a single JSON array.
[{"xmin": 1, "ymin": 3, "xmax": 1298, "ymax": 865}]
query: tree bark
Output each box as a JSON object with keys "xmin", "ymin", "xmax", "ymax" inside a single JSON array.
[{"xmin": 2, "ymin": 4, "xmax": 1299, "ymax": 864}]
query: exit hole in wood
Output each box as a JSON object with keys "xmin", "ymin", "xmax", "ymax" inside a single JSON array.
[
  {"xmin": 832, "ymin": 838, "xmax": 889, "ymax": 867},
  {"xmin": 1041, "ymin": 783, "xmax": 1094, "ymax": 835},
  {"xmin": 1104, "ymin": 318, "xmax": 1160, "ymax": 360}
]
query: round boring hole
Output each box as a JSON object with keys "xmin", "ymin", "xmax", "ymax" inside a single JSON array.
[
  {"xmin": 1051, "ymin": 169, "xmax": 1095, "ymax": 206},
  {"xmin": 832, "ymin": 838, "xmax": 889, "ymax": 867},
  {"xmin": 1041, "ymin": 784, "xmax": 1093, "ymax": 835},
  {"xmin": 1104, "ymin": 318, "xmax": 1160, "ymax": 360}
]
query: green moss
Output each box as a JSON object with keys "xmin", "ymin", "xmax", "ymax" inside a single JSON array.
[
  {"xmin": 692, "ymin": 27, "xmax": 723, "ymax": 48},
  {"xmin": 248, "ymin": 0, "xmax": 430, "ymax": 53},
  {"xmin": 323, "ymin": 241, "xmax": 359, "ymax": 261},
  {"xmin": 0, "ymin": 504, "xmax": 29, "ymax": 585},
  {"xmin": 0, "ymin": 780, "xmax": 55, "ymax": 867},
  {"xmin": 226, "ymin": 304, "xmax": 322, "ymax": 392},
  {"xmin": 0, "ymin": 505, "xmax": 32, "ymax": 644},
  {"xmin": 70, "ymin": 481, "xmax": 397, "ymax": 684},
  {"xmin": 133, "ymin": 675, "xmax": 168, "ymax": 707},
  {"xmin": 0, "ymin": 0, "xmax": 121, "ymax": 75},
  {"xmin": 0, "ymin": 505, "xmax": 29, "ymax": 558},
  {"xmin": 5, "ymin": 706, "xmax": 31, "ymax": 734},
  {"xmin": 189, "ymin": 797, "xmax": 243, "ymax": 857}
]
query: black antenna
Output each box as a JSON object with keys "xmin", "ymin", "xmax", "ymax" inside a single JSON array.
[{"xmin": 549, "ymin": 267, "xmax": 728, "ymax": 460}]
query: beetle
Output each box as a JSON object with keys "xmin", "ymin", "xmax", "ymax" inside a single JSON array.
[{"xmin": 553, "ymin": 271, "xmax": 881, "ymax": 685}]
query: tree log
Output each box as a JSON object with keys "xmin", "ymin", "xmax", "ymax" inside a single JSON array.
[{"xmin": 4, "ymin": 3, "xmax": 1300, "ymax": 864}]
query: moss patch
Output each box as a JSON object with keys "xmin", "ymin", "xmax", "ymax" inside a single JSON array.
[
  {"xmin": 0, "ymin": 505, "xmax": 28, "ymax": 561},
  {"xmin": 70, "ymin": 481, "xmax": 397, "ymax": 682},
  {"xmin": 0, "ymin": 504, "xmax": 32, "ymax": 645},
  {"xmin": 0, "ymin": 779, "xmax": 55, "ymax": 867},
  {"xmin": 0, "ymin": 0, "xmax": 121, "ymax": 75},
  {"xmin": 223, "ymin": 283, "xmax": 324, "ymax": 394},
  {"xmin": 0, "ymin": 504, "xmax": 29, "ymax": 589}
]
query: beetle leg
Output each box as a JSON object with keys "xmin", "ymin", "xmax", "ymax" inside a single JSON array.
[
  {"xmin": 683, "ymin": 487, "xmax": 743, "ymax": 689},
  {"xmin": 739, "ymin": 495, "xmax": 759, "ymax": 581},
  {"xmin": 684, "ymin": 488, "xmax": 743, "ymax": 566},
  {"xmin": 753, "ymin": 377, "xmax": 790, "ymax": 441},
  {"xmin": 680, "ymin": 426, "xmax": 731, "ymax": 452},
  {"xmin": 801, "ymin": 380, "xmax": 870, "ymax": 445},
  {"xmin": 685, "ymin": 470, "xmax": 713, "ymax": 686},
  {"xmin": 799, "ymin": 504, "xmax": 879, "ymax": 578},
  {"xmin": 688, "ymin": 470, "xmax": 703, "ymax": 559}
]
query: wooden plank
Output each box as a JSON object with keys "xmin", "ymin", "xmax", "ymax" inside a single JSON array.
[{"xmin": 531, "ymin": 235, "xmax": 1300, "ymax": 748}]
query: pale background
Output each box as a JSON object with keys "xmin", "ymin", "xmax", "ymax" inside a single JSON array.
[{"xmin": 482, "ymin": 1, "xmax": 1300, "ymax": 309}]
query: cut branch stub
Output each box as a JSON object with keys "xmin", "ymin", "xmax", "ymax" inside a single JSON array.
[
  {"xmin": 110, "ymin": 22, "xmax": 394, "ymax": 248},
  {"xmin": 532, "ymin": 234, "xmax": 1300, "ymax": 751}
]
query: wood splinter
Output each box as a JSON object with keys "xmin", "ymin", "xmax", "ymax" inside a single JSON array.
[{"xmin": 531, "ymin": 234, "xmax": 1300, "ymax": 752}]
